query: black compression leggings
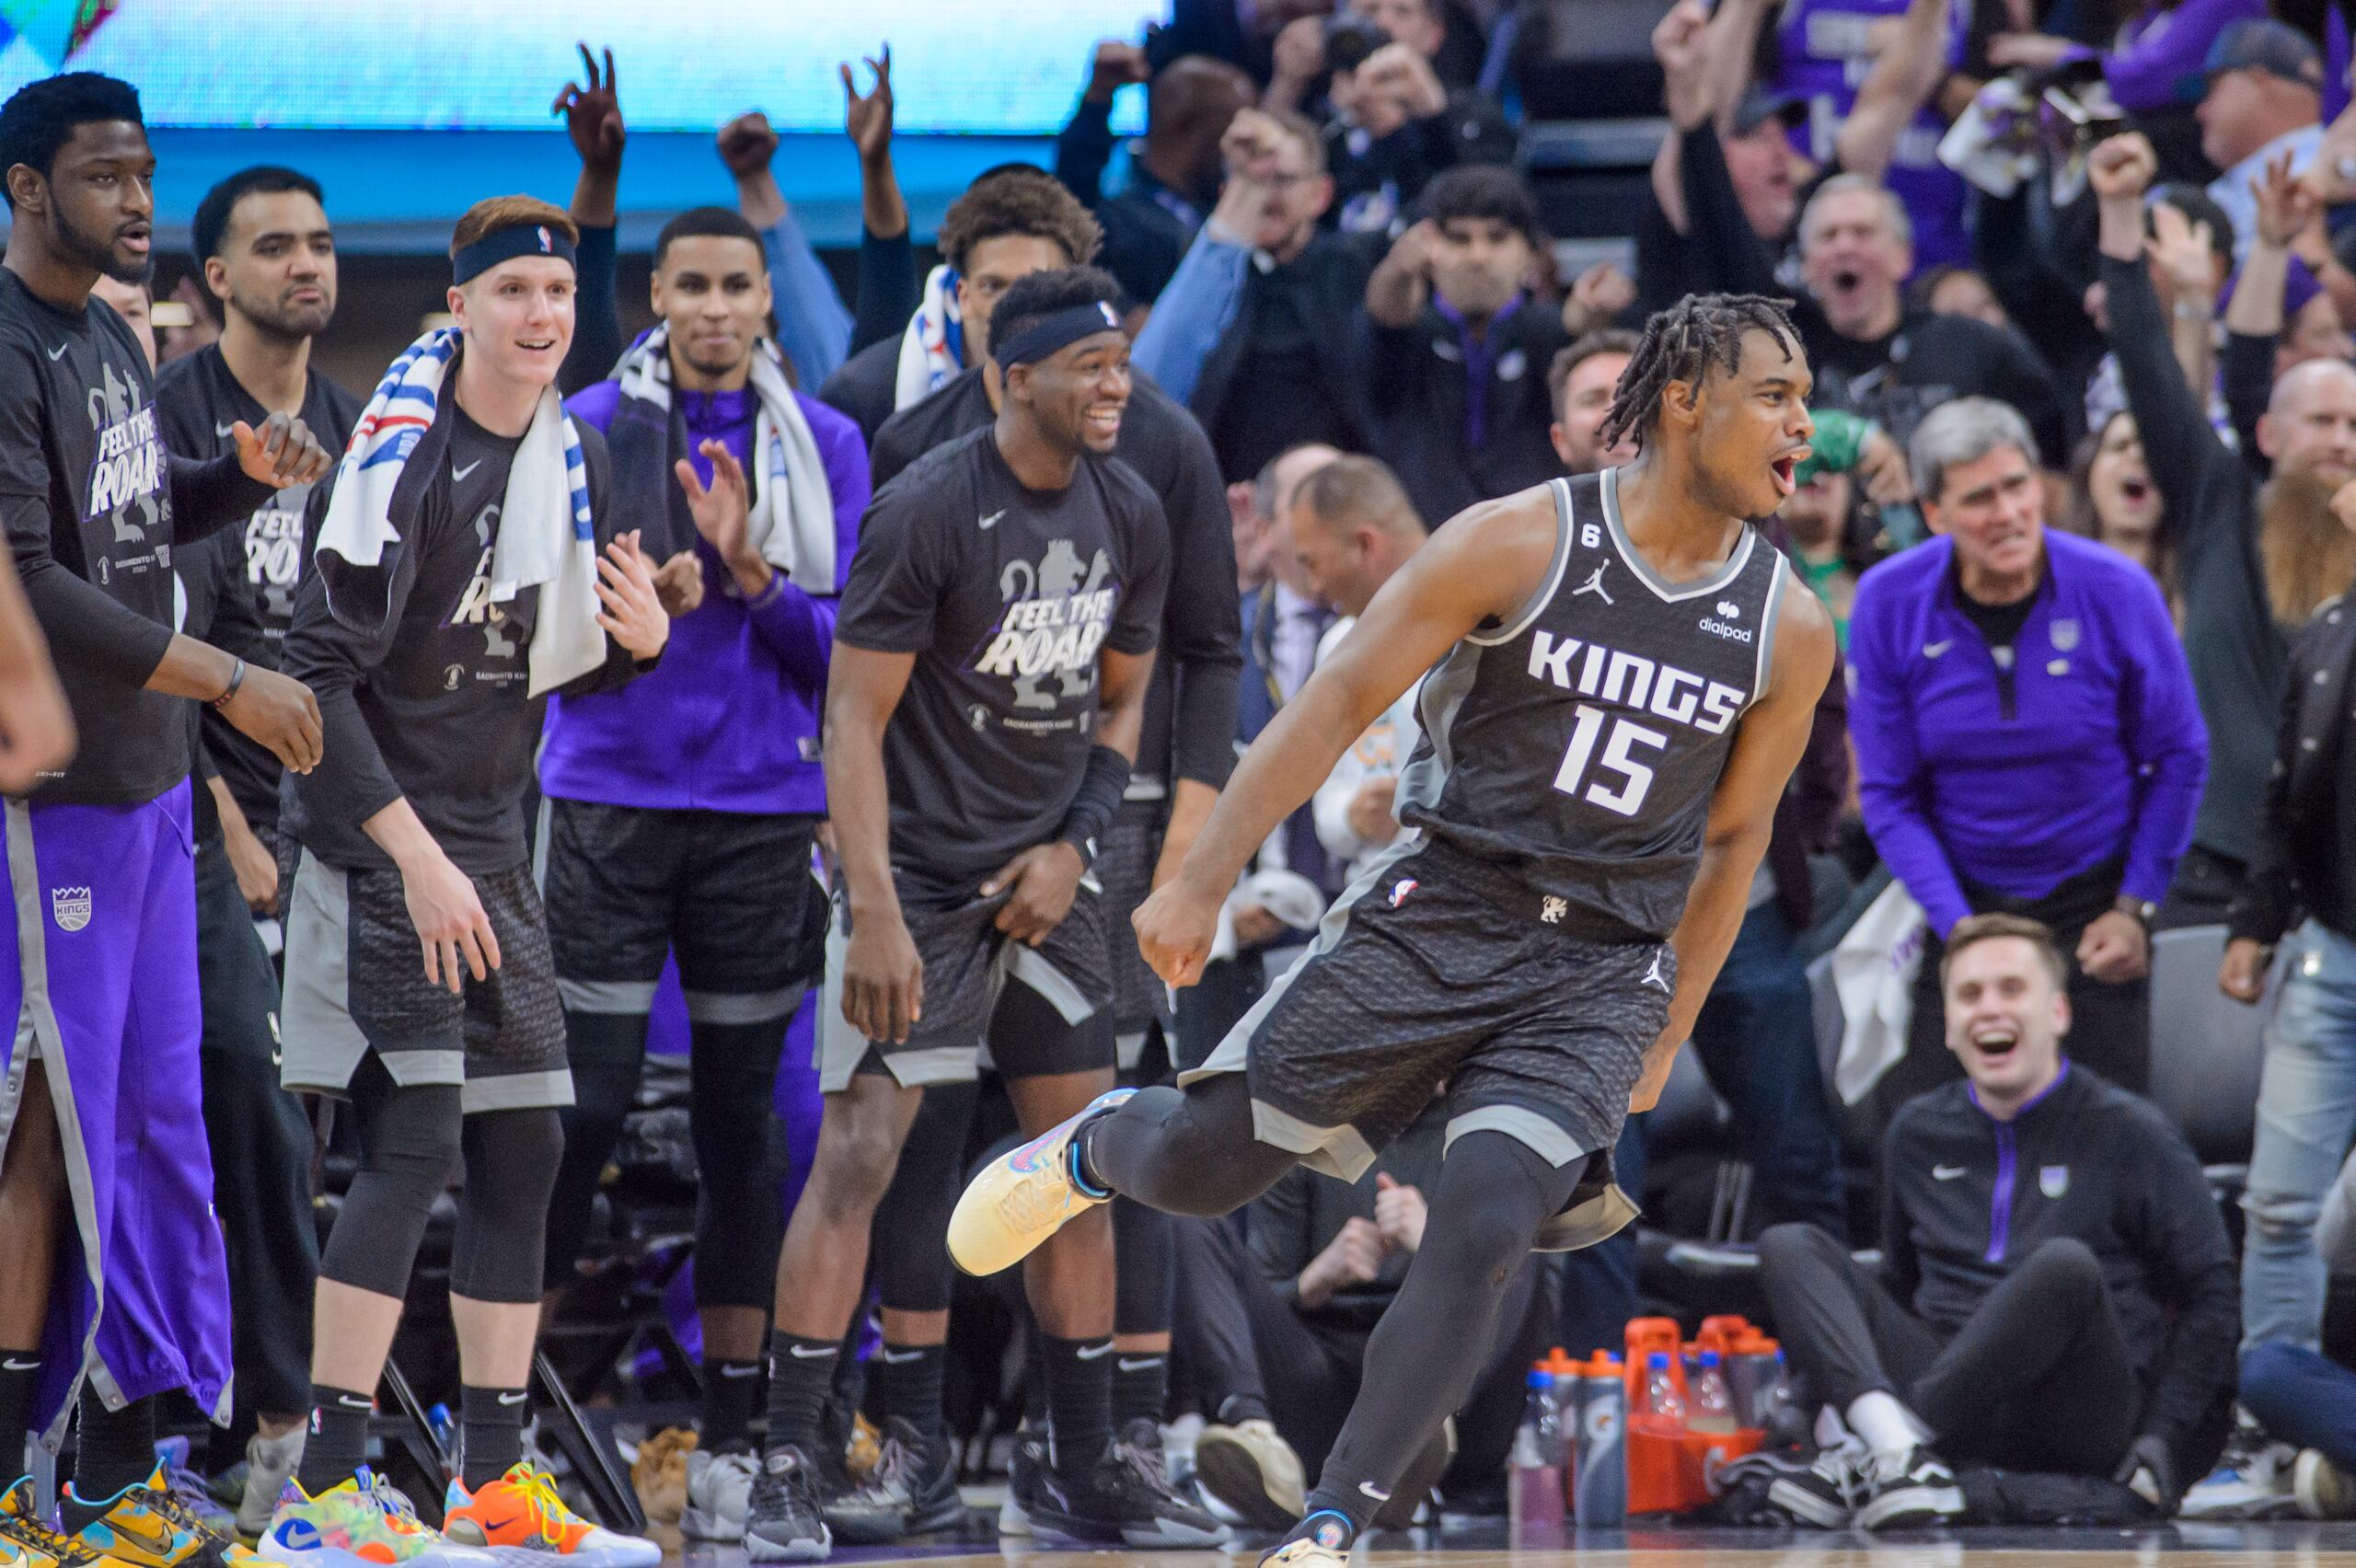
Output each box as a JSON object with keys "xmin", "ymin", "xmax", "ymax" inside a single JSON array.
[
  {"xmin": 1081, "ymin": 1075, "xmax": 1301, "ymax": 1217},
  {"xmin": 323, "ymin": 1056, "xmax": 564, "ymax": 1305}
]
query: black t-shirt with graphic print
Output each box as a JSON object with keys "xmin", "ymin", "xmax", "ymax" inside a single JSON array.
[
  {"xmin": 156, "ymin": 342, "xmax": 360, "ymax": 837},
  {"xmin": 837, "ymin": 423, "xmax": 1169, "ymax": 896},
  {"xmin": 0, "ymin": 270, "xmax": 275, "ymax": 803}
]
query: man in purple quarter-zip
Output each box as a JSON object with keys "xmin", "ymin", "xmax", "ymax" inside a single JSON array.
[
  {"xmin": 539, "ymin": 204, "xmax": 867, "ymax": 1545},
  {"xmin": 1846, "ymin": 396, "xmax": 2206, "ymax": 1109},
  {"xmin": 1756, "ymin": 914, "xmax": 2237, "ymax": 1530}
]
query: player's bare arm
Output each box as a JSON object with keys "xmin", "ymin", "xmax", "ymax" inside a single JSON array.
[
  {"xmin": 823, "ymin": 641, "xmax": 923, "ymax": 1044},
  {"xmin": 1133, "ymin": 487, "xmax": 1560, "ymax": 987},
  {"xmin": 986, "ymin": 644, "xmax": 1158, "ymax": 946},
  {"xmin": 1630, "ymin": 582, "xmax": 1834, "ymax": 1112}
]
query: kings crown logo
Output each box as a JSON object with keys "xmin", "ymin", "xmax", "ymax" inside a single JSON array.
[{"xmin": 50, "ymin": 886, "xmax": 90, "ymax": 933}]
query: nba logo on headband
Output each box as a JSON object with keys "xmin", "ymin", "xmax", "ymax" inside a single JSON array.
[
  {"xmin": 537, "ymin": 226, "xmax": 552, "ymax": 253},
  {"xmin": 1098, "ymin": 302, "xmax": 1119, "ymax": 329}
]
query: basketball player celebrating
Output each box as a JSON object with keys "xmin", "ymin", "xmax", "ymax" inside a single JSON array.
[
  {"xmin": 154, "ymin": 162, "xmax": 359, "ymax": 1533},
  {"xmin": 269, "ymin": 197, "xmax": 664, "ymax": 1568},
  {"xmin": 951, "ymin": 292, "xmax": 1836, "ymax": 1568},
  {"xmin": 0, "ymin": 70, "xmax": 334, "ymax": 1568},
  {"xmin": 742, "ymin": 267, "xmax": 1195, "ymax": 1560}
]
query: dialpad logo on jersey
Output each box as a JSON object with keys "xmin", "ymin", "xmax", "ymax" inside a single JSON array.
[
  {"xmin": 84, "ymin": 365, "xmax": 166, "ymax": 548},
  {"xmin": 1526, "ymin": 629, "xmax": 1747, "ymax": 734},
  {"xmin": 50, "ymin": 886, "xmax": 90, "ymax": 933},
  {"xmin": 971, "ymin": 539, "xmax": 1118, "ymax": 714}
]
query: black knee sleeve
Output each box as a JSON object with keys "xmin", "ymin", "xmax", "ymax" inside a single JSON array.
[
  {"xmin": 544, "ymin": 1011, "xmax": 648, "ymax": 1292},
  {"xmin": 1085, "ymin": 1076, "xmax": 1296, "ymax": 1216},
  {"xmin": 321, "ymin": 1067, "xmax": 463, "ymax": 1300},
  {"xmin": 1113, "ymin": 1198, "xmax": 1172, "ymax": 1336},
  {"xmin": 687, "ymin": 1016, "xmax": 791, "ymax": 1309},
  {"xmin": 872, "ymin": 1082, "xmax": 977, "ymax": 1315},
  {"xmin": 453, "ymin": 1108, "xmax": 565, "ymax": 1303}
]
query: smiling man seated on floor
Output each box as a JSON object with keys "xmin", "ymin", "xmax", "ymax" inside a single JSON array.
[{"xmin": 1753, "ymin": 914, "xmax": 2238, "ymax": 1528}]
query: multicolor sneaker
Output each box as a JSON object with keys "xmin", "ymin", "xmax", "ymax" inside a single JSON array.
[
  {"xmin": 152, "ymin": 1444, "xmax": 235, "ymax": 1540},
  {"xmin": 440, "ymin": 1467, "xmax": 656, "ymax": 1568},
  {"xmin": 946, "ymin": 1088, "xmax": 1134, "ymax": 1276},
  {"xmin": 61, "ymin": 1466, "xmax": 280, "ymax": 1568},
  {"xmin": 260, "ymin": 1471, "xmax": 494, "ymax": 1568},
  {"xmin": 0, "ymin": 1478, "xmax": 130, "ymax": 1568}
]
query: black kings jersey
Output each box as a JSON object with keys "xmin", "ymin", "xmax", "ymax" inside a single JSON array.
[{"xmin": 1396, "ymin": 467, "xmax": 1791, "ymax": 941}]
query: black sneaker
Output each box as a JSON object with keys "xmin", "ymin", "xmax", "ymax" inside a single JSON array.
[
  {"xmin": 743, "ymin": 1445, "xmax": 836, "ymax": 1562},
  {"xmin": 822, "ymin": 1419, "xmax": 964, "ymax": 1544},
  {"xmin": 1023, "ymin": 1438, "xmax": 1225, "ymax": 1547},
  {"xmin": 1111, "ymin": 1422, "xmax": 1224, "ymax": 1547},
  {"xmin": 1854, "ymin": 1447, "xmax": 1965, "ymax": 1530},
  {"xmin": 1002, "ymin": 1429, "xmax": 1046, "ymax": 1539},
  {"xmin": 1716, "ymin": 1447, "xmax": 1854, "ymax": 1528}
]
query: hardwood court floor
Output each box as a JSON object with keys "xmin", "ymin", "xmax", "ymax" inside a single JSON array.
[{"xmin": 658, "ymin": 1519, "xmax": 2356, "ymax": 1568}]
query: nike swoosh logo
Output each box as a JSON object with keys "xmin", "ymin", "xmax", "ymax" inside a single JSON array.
[
  {"xmin": 338, "ymin": 1394, "xmax": 375, "ymax": 1410},
  {"xmin": 45, "ymin": 343, "xmax": 68, "ymax": 362},
  {"xmin": 214, "ymin": 421, "xmax": 238, "ymax": 440},
  {"xmin": 1933, "ymin": 1164, "xmax": 1967, "ymax": 1180},
  {"xmin": 787, "ymin": 1343, "xmax": 835, "ymax": 1358},
  {"xmin": 979, "ymin": 509, "xmax": 1004, "ymax": 531},
  {"xmin": 453, "ymin": 459, "xmax": 482, "ymax": 481},
  {"xmin": 1117, "ymin": 1357, "xmax": 1165, "ymax": 1372},
  {"xmin": 103, "ymin": 1513, "xmax": 182, "ymax": 1557},
  {"xmin": 1075, "ymin": 1341, "xmax": 1115, "ymax": 1361},
  {"xmin": 879, "ymin": 1348, "xmax": 926, "ymax": 1365},
  {"xmin": 0, "ymin": 1358, "xmax": 35, "ymax": 1371},
  {"xmin": 1923, "ymin": 640, "xmax": 1953, "ymax": 659},
  {"xmin": 498, "ymin": 1390, "xmax": 528, "ymax": 1405},
  {"xmin": 719, "ymin": 1362, "xmax": 761, "ymax": 1378}
]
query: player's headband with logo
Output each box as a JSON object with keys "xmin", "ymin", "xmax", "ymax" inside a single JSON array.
[
  {"xmin": 453, "ymin": 222, "xmax": 579, "ymax": 285},
  {"xmin": 995, "ymin": 300, "xmax": 1126, "ymax": 369}
]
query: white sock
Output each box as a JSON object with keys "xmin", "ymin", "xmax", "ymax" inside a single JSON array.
[{"xmin": 1845, "ymin": 1389, "xmax": 1926, "ymax": 1458}]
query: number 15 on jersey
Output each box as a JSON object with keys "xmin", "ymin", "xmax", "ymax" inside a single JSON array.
[{"xmin": 1553, "ymin": 704, "xmax": 1666, "ymax": 817}]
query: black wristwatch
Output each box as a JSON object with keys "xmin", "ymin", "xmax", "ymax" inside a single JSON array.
[{"xmin": 2114, "ymin": 894, "xmax": 2157, "ymax": 930}]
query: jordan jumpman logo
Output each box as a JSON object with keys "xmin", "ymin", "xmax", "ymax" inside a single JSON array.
[{"xmin": 1574, "ymin": 560, "xmax": 1613, "ymax": 605}]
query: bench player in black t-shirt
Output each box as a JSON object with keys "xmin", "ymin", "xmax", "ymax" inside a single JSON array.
[
  {"xmin": 155, "ymin": 161, "xmax": 359, "ymax": 1529},
  {"xmin": 743, "ymin": 269, "xmax": 1213, "ymax": 1559},
  {"xmin": 952, "ymin": 293, "xmax": 1838, "ymax": 1568},
  {"xmin": 0, "ymin": 71, "xmax": 336, "ymax": 1568}
]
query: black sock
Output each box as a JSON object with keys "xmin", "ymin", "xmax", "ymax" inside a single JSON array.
[
  {"xmin": 1039, "ymin": 1334, "xmax": 1114, "ymax": 1470},
  {"xmin": 459, "ymin": 1385, "xmax": 527, "ymax": 1492},
  {"xmin": 0, "ymin": 1354, "xmax": 37, "ymax": 1476},
  {"xmin": 68, "ymin": 1390, "xmax": 156, "ymax": 1511},
  {"xmin": 297, "ymin": 1384, "xmax": 375, "ymax": 1495},
  {"xmin": 1217, "ymin": 1392, "xmax": 1273, "ymax": 1427},
  {"xmin": 1114, "ymin": 1350, "xmax": 1167, "ymax": 1429},
  {"xmin": 700, "ymin": 1359, "xmax": 765, "ymax": 1455},
  {"xmin": 1282, "ymin": 1505, "xmax": 1364, "ymax": 1554},
  {"xmin": 876, "ymin": 1343, "xmax": 946, "ymax": 1441},
  {"xmin": 765, "ymin": 1332, "xmax": 838, "ymax": 1454}
]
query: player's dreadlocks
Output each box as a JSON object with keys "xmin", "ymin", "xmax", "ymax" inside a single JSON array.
[{"xmin": 1598, "ymin": 293, "xmax": 1801, "ymax": 456}]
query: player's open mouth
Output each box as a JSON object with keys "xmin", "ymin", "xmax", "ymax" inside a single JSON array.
[
  {"xmin": 1084, "ymin": 404, "xmax": 1122, "ymax": 437},
  {"xmin": 1970, "ymin": 1026, "xmax": 2019, "ymax": 1062},
  {"xmin": 2119, "ymin": 477, "xmax": 2151, "ymax": 505},
  {"xmin": 517, "ymin": 339, "xmax": 559, "ymax": 352},
  {"xmin": 1770, "ymin": 454, "xmax": 1800, "ymax": 498},
  {"xmin": 118, "ymin": 227, "xmax": 151, "ymax": 254}
]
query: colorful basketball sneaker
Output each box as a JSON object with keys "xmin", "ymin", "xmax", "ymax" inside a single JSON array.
[
  {"xmin": 947, "ymin": 1087, "xmax": 1134, "ymax": 1275},
  {"xmin": 261, "ymin": 1470, "xmax": 495, "ymax": 1568},
  {"xmin": 0, "ymin": 1477, "xmax": 131, "ymax": 1568},
  {"xmin": 61, "ymin": 1466, "xmax": 282, "ymax": 1568},
  {"xmin": 440, "ymin": 1468, "xmax": 656, "ymax": 1568}
]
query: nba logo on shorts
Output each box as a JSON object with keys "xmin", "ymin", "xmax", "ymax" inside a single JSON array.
[
  {"xmin": 2039, "ymin": 1165, "xmax": 2069, "ymax": 1197},
  {"xmin": 50, "ymin": 886, "xmax": 90, "ymax": 933}
]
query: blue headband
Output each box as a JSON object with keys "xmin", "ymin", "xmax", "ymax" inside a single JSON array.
[
  {"xmin": 996, "ymin": 300, "xmax": 1126, "ymax": 368},
  {"xmin": 453, "ymin": 221, "xmax": 578, "ymax": 284}
]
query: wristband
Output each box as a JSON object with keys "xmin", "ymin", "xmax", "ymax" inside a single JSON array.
[
  {"xmin": 1057, "ymin": 744, "xmax": 1133, "ymax": 860},
  {"xmin": 211, "ymin": 657, "xmax": 247, "ymax": 710}
]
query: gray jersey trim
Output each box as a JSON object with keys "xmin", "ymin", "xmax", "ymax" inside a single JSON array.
[
  {"xmin": 1599, "ymin": 467, "xmax": 1757, "ymax": 604},
  {"xmin": 557, "ymin": 977, "xmax": 662, "ymax": 1014},
  {"xmin": 1396, "ymin": 638, "xmax": 1484, "ymax": 818},
  {"xmin": 460, "ymin": 1067, "xmax": 576, "ymax": 1113},
  {"xmin": 682, "ymin": 983, "xmax": 808, "ymax": 1026},
  {"xmin": 1750, "ymin": 550, "xmax": 1792, "ymax": 703},
  {"xmin": 1008, "ymin": 945, "xmax": 1099, "ymax": 1025},
  {"xmin": 1465, "ymin": 478, "xmax": 1574, "ymax": 648}
]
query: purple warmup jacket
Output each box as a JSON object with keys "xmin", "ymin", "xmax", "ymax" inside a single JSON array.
[
  {"xmin": 1847, "ymin": 531, "xmax": 2207, "ymax": 938},
  {"xmin": 542, "ymin": 383, "xmax": 868, "ymax": 815}
]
